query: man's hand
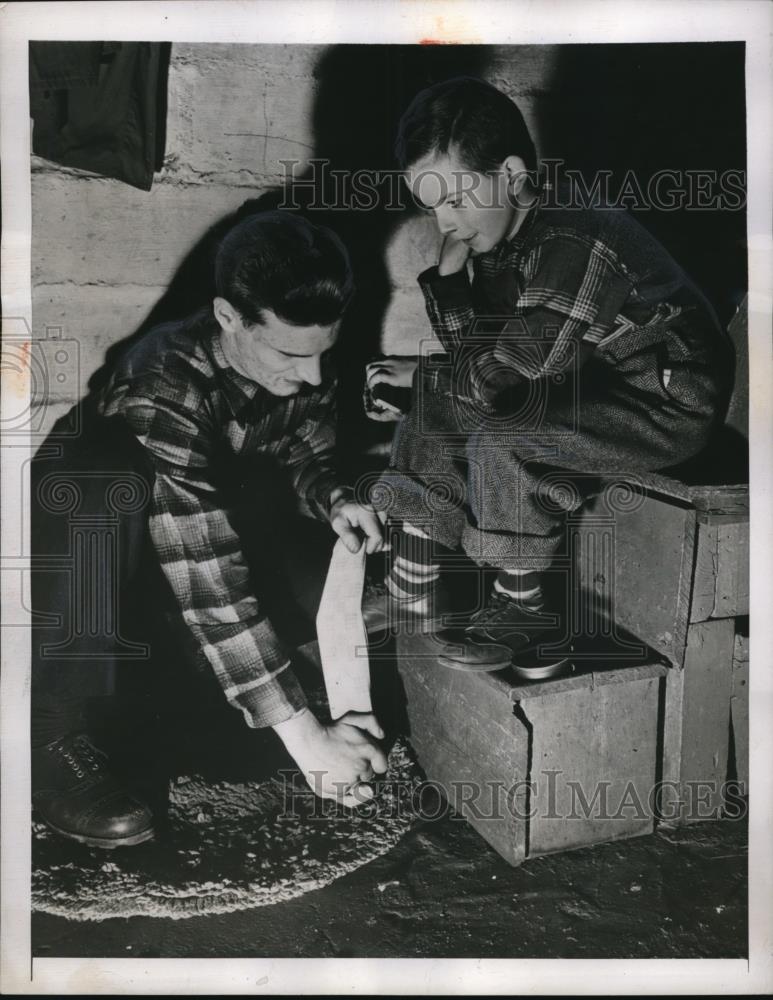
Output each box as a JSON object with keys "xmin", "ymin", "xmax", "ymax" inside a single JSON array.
[
  {"xmin": 273, "ymin": 707, "xmax": 388, "ymax": 807},
  {"xmin": 329, "ymin": 494, "xmax": 386, "ymax": 554},
  {"xmin": 438, "ymin": 233, "xmax": 472, "ymax": 276}
]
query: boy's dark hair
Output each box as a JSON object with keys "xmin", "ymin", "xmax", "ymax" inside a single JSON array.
[
  {"xmin": 395, "ymin": 76, "xmax": 537, "ymax": 175},
  {"xmin": 215, "ymin": 211, "xmax": 353, "ymax": 327}
]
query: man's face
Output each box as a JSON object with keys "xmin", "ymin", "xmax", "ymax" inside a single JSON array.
[
  {"xmin": 218, "ymin": 305, "xmax": 338, "ymax": 396},
  {"xmin": 406, "ymin": 149, "xmax": 518, "ymax": 255}
]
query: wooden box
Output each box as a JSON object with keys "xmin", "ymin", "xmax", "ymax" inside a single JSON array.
[
  {"xmin": 397, "ymin": 635, "xmax": 666, "ymax": 866},
  {"xmin": 574, "ymin": 481, "xmax": 749, "ymax": 824},
  {"xmin": 730, "ymin": 629, "xmax": 749, "ymax": 791}
]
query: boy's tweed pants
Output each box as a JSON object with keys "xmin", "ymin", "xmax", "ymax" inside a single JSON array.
[{"xmin": 374, "ymin": 321, "xmax": 733, "ymax": 571}]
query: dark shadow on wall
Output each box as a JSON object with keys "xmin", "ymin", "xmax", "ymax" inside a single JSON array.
[
  {"xmin": 88, "ymin": 44, "xmax": 493, "ymax": 469},
  {"xmin": 543, "ymin": 42, "xmax": 747, "ymax": 327},
  {"xmin": 544, "ymin": 42, "xmax": 748, "ymax": 483}
]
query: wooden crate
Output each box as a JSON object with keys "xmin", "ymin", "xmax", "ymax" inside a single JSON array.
[
  {"xmin": 690, "ymin": 488, "xmax": 750, "ymax": 622},
  {"xmin": 730, "ymin": 629, "xmax": 749, "ymax": 791},
  {"xmin": 397, "ymin": 635, "xmax": 666, "ymax": 866},
  {"xmin": 575, "ymin": 482, "xmax": 749, "ymax": 825},
  {"xmin": 661, "ymin": 618, "xmax": 736, "ymax": 822}
]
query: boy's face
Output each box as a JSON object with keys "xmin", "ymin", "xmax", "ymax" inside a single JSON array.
[
  {"xmin": 215, "ymin": 300, "xmax": 338, "ymax": 396},
  {"xmin": 406, "ymin": 149, "xmax": 519, "ymax": 254}
]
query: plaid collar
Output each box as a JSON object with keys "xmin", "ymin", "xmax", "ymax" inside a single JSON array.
[
  {"xmin": 480, "ymin": 197, "xmax": 542, "ymax": 269},
  {"xmin": 204, "ymin": 327, "xmax": 266, "ymax": 424}
]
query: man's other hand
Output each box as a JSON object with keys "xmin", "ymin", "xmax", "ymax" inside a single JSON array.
[
  {"xmin": 329, "ymin": 496, "xmax": 386, "ymax": 555},
  {"xmin": 273, "ymin": 708, "xmax": 388, "ymax": 807}
]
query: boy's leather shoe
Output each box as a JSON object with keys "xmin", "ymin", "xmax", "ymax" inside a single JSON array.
[
  {"xmin": 436, "ymin": 591, "xmax": 573, "ymax": 676},
  {"xmin": 361, "ymin": 581, "xmax": 449, "ymax": 635},
  {"xmin": 32, "ymin": 733, "xmax": 155, "ymax": 848}
]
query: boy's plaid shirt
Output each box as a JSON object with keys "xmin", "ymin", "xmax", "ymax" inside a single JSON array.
[
  {"xmin": 98, "ymin": 311, "xmax": 344, "ymax": 728},
  {"xmin": 416, "ymin": 197, "xmax": 721, "ymax": 408}
]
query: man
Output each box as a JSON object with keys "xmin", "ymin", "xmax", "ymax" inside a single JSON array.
[
  {"xmin": 32, "ymin": 211, "xmax": 388, "ymax": 848},
  {"xmin": 363, "ymin": 77, "xmax": 733, "ymax": 675}
]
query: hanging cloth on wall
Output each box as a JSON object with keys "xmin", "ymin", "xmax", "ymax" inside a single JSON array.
[{"xmin": 29, "ymin": 41, "xmax": 171, "ymax": 191}]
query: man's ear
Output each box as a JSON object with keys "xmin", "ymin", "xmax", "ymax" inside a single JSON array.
[
  {"xmin": 213, "ymin": 296, "xmax": 241, "ymax": 334},
  {"xmin": 502, "ymin": 155, "xmax": 529, "ymax": 197}
]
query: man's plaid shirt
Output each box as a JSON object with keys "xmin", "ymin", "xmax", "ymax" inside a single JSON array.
[
  {"xmin": 98, "ymin": 310, "xmax": 343, "ymax": 728},
  {"xmin": 417, "ymin": 192, "xmax": 723, "ymax": 408}
]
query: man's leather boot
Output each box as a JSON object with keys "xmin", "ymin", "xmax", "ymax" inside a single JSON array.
[{"xmin": 32, "ymin": 732, "xmax": 155, "ymax": 848}]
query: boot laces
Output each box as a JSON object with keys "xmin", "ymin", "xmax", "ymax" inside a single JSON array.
[
  {"xmin": 470, "ymin": 591, "xmax": 546, "ymax": 630},
  {"xmin": 469, "ymin": 591, "xmax": 517, "ymax": 628},
  {"xmin": 53, "ymin": 735, "xmax": 107, "ymax": 780}
]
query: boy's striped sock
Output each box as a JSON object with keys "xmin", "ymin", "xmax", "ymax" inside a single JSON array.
[
  {"xmin": 386, "ymin": 523, "xmax": 441, "ymax": 601},
  {"xmin": 494, "ymin": 569, "xmax": 544, "ymax": 610}
]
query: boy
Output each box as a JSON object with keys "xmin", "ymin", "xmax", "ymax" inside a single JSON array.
[
  {"xmin": 364, "ymin": 77, "xmax": 733, "ymax": 675},
  {"xmin": 32, "ymin": 211, "xmax": 387, "ymax": 847}
]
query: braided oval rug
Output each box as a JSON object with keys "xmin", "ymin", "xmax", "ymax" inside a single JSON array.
[{"xmin": 32, "ymin": 735, "xmax": 422, "ymax": 922}]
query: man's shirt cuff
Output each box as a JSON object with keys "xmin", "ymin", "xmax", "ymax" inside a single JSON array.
[
  {"xmin": 236, "ymin": 661, "xmax": 309, "ymax": 729},
  {"xmin": 299, "ymin": 467, "xmax": 345, "ymax": 522}
]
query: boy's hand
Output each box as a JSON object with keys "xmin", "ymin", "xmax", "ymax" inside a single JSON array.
[
  {"xmin": 366, "ymin": 356, "xmax": 418, "ymax": 390},
  {"xmin": 438, "ymin": 233, "xmax": 472, "ymax": 276},
  {"xmin": 364, "ymin": 357, "xmax": 417, "ymax": 422},
  {"xmin": 329, "ymin": 495, "xmax": 386, "ymax": 554},
  {"xmin": 364, "ymin": 400, "xmax": 402, "ymax": 423},
  {"xmin": 273, "ymin": 708, "xmax": 388, "ymax": 807}
]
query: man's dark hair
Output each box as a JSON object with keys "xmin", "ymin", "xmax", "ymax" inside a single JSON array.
[
  {"xmin": 395, "ymin": 76, "xmax": 537, "ymax": 175},
  {"xmin": 215, "ymin": 211, "xmax": 354, "ymax": 327}
]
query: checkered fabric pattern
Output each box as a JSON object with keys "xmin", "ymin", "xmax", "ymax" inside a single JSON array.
[
  {"xmin": 416, "ymin": 197, "xmax": 723, "ymax": 409},
  {"xmin": 379, "ymin": 194, "xmax": 731, "ymax": 568},
  {"xmin": 98, "ymin": 311, "xmax": 344, "ymax": 728}
]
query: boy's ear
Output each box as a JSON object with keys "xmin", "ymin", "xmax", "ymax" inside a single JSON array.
[
  {"xmin": 502, "ymin": 155, "xmax": 529, "ymax": 196},
  {"xmin": 213, "ymin": 296, "xmax": 240, "ymax": 333}
]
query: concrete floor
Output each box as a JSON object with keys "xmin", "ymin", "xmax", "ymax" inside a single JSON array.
[
  {"xmin": 32, "ymin": 636, "xmax": 748, "ymax": 960},
  {"xmin": 34, "ymin": 809, "xmax": 746, "ymax": 959}
]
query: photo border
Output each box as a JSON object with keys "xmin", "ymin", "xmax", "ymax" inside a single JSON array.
[{"xmin": 2, "ymin": 1, "xmax": 771, "ymax": 994}]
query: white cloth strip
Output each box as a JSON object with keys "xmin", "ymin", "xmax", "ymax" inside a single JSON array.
[{"xmin": 316, "ymin": 538, "xmax": 372, "ymax": 720}]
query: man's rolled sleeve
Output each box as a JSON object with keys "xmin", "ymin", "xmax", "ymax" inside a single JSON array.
[{"xmin": 225, "ymin": 657, "xmax": 308, "ymax": 729}]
